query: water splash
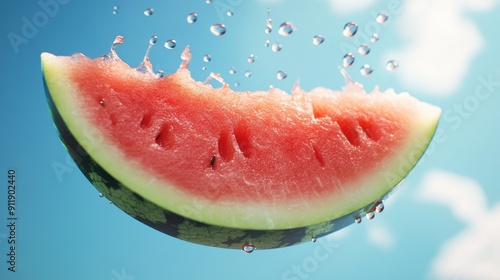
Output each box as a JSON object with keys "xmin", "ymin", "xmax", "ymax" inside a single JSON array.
[
  {"xmin": 179, "ymin": 46, "xmax": 192, "ymax": 70},
  {"xmin": 136, "ymin": 35, "xmax": 156, "ymax": 73}
]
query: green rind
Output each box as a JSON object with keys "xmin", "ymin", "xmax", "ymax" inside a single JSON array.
[{"xmin": 44, "ymin": 73, "xmax": 403, "ymax": 249}]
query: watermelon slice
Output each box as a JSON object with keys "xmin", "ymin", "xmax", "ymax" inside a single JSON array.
[{"xmin": 41, "ymin": 42, "xmax": 440, "ymax": 250}]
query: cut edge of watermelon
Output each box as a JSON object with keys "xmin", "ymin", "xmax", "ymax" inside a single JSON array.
[{"xmin": 41, "ymin": 52, "xmax": 441, "ymax": 230}]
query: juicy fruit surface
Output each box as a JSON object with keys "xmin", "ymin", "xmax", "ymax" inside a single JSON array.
[{"xmin": 41, "ymin": 52, "xmax": 441, "ymax": 231}]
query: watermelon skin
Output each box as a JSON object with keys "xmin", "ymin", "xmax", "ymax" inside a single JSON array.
[
  {"xmin": 43, "ymin": 73, "xmax": 399, "ymax": 249},
  {"xmin": 41, "ymin": 50, "xmax": 440, "ymax": 249}
]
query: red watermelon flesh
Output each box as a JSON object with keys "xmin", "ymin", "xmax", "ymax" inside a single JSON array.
[{"xmin": 41, "ymin": 46, "xmax": 440, "ymax": 237}]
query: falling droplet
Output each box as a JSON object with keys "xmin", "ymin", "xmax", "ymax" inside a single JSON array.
[
  {"xmin": 156, "ymin": 70, "xmax": 164, "ymax": 77},
  {"xmin": 245, "ymin": 71, "xmax": 252, "ymax": 77},
  {"xmin": 202, "ymin": 66, "xmax": 207, "ymax": 71},
  {"xmin": 376, "ymin": 13, "xmax": 389, "ymax": 24},
  {"xmin": 149, "ymin": 35, "xmax": 158, "ymax": 45},
  {"xmin": 144, "ymin": 8, "xmax": 154, "ymax": 16},
  {"xmin": 229, "ymin": 67, "xmax": 236, "ymax": 75},
  {"xmin": 355, "ymin": 216, "xmax": 362, "ymax": 223},
  {"xmin": 360, "ymin": 64, "xmax": 373, "ymax": 76},
  {"xmin": 226, "ymin": 10, "xmax": 234, "ymax": 16},
  {"xmin": 203, "ymin": 54, "xmax": 212, "ymax": 62},
  {"xmin": 206, "ymin": 0, "xmax": 213, "ymax": 3},
  {"xmin": 312, "ymin": 236, "xmax": 317, "ymax": 243},
  {"xmin": 271, "ymin": 42, "xmax": 282, "ymax": 52},
  {"xmin": 98, "ymin": 193, "xmax": 104, "ymax": 198},
  {"xmin": 264, "ymin": 40, "xmax": 270, "ymax": 47},
  {"xmin": 234, "ymin": 81, "xmax": 240, "ymax": 87},
  {"xmin": 370, "ymin": 33, "xmax": 379, "ymax": 43},
  {"xmin": 247, "ymin": 54, "xmax": 256, "ymax": 64},
  {"xmin": 358, "ymin": 44, "xmax": 370, "ymax": 56},
  {"xmin": 342, "ymin": 53, "xmax": 355, "ymax": 67},
  {"xmin": 265, "ymin": 9, "xmax": 272, "ymax": 34},
  {"xmin": 107, "ymin": 35, "xmax": 125, "ymax": 59},
  {"xmin": 276, "ymin": 70, "xmax": 287, "ymax": 80},
  {"xmin": 343, "ymin": 22, "xmax": 358, "ymax": 37},
  {"xmin": 109, "ymin": 201, "xmax": 113, "ymax": 204},
  {"xmin": 385, "ymin": 60, "xmax": 399, "ymax": 71},
  {"xmin": 365, "ymin": 212, "xmax": 375, "ymax": 220},
  {"xmin": 241, "ymin": 243, "xmax": 256, "ymax": 254},
  {"xmin": 375, "ymin": 202, "xmax": 385, "ymax": 213},
  {"xmin": 312, "ymin": 35, "xmax": 325, "ymax": 45},
  {"xmin": 164, "ymin": 39, "xmax": 176, "ymax": 49},
  {"xmin": 278, "ymin": 22, "xmax": 296, "ymax": 36},
  {"xmin": 187, "ymin": 12, "xmax": 198, "ymax": 24},
  {"xmin": 210, "ymin": 23, "xmax": 226, "ymax": 36},
  {"xmin": 112, "ymin": 5, "xmax": 119, "ymax": 14}
]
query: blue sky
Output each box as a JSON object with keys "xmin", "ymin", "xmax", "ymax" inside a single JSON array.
[{"xmin": 1, "ymin": 0, "xmax": 500, "ymax": 279}]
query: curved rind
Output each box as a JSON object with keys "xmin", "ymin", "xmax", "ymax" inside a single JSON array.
[{"xmin": 44, "ymin": 75, "xmax": 398, "ymax": 249}]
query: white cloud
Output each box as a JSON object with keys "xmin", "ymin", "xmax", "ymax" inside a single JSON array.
[
  {"xmin": 388, "ymin": 0, "xmax": 497, "ymax": 96},
  {"xmin": 328, "ymin": 0, "xmax": 375, "ymax": 13},
  {"xmin": 418, "ymin": 170, "xmax": 500, "ymax": 280},
  {"xmin": 367, "ymin": 224, "xmax": 395, "ymax": 249}
]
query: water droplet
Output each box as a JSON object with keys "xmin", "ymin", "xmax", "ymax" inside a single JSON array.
[
  {"xmin": 229, "ymin": 67, "xmax": 236, "ymax": 75},
  {"xmin": 241, "ymin": 243, "xmax": 256, "ymax": 254},
  {"xmin": 98, "ymin": 193, "xmax": 104, "ymax": 198},
  {"xmin": 245, "ymin": 71, "xmax": 252, "ymax": 77},
  {"xmin": 202, "ymin": 66, "xmax": 207, "ymax": 71},
  {"xmin": 312, "ymin": 236, "xmax": 317, "ymax": 242},
  {"xmin": 99, "ymin": 99, "xmax": 105, "ymax": 106},
  {"xmin": 376, "ymin": 13, "xmax": 389, "ymax": 24},
  {"xmin": 144, "ymin": 8, "xmax": 154, "ymax": 16},
  {"xmin": 234, "ymin": 81, "xmax": 240, "ymax": 87},
  {"xmin": 385, "ymin": 60, "xmax": 399, "ymax": 71},
  {"xmin": 312, "ymin": 35, "xmax": 325, "ymax": 45},
  {"xmin": 247, "ymin": 54, "xmax": 256, "ymax": 64},
  {"xmin": 112, "ymin": 5, "xmax": 119, "ymax": 14},
  {"xmin": 203, "ymin": 54, "xmax": 212, "ymax": 62},
  {"xmin": 210, "ymin": 23, "xmax": 226, "ymax": 36},
  {"xmin": 109, "ymin": 200, "xmax": 113, "ymax": 204},
  {"xmin": 342, "ymin": 53, "xmax": 355, "ymax": 67},
  {"xmin": 112, "ymin": 10, "xmax": 118, "ymax": 15},
  {"xmin": 365, "ymin": 211, "xmax": 375, "ymax": 220},
  {"xmin": 278, "ymin": 22, "xmax": 296, "ymax": 36},
  {"xmin": 156, "ymin": 70, "xmax": 164, "ymax": 77},
  {"xmin": 265, "ymin": 27, "xmax": 272, "ymax": 34},
  {"xmin": 187, "ymin": 12, "xmax": 198, "ymax": 24},
  {"xmin": 226, "ymin": 10, "xmax": 234, "ymax": 16},
  {"xmin": 149, "ymin": 35, "xmax": 158, "ymax": 45},
  {"xmin": 276, "ymin": 70, "xmax": 287, "ymax": 80},
  {"xmin": 358, "ymin": 44, "xmax": 370, "ymax": 56},
  {"xmin": 355, "ymin": 216, "xmax": 362, "ymax": 223},
  {"xmin": 164, "ymin": 39, "xmax": 176, "ymax": 49},
  {"xmin": 375, "ymin": 202, "xmax": 385, "ymax": 213},
  {"xmin": 343, "ymin": 22, "xmax": 358, "ymax": 37},
  {"xmin": 370, "ymin": 33, "xmax": 379, "ymax": 43},
  {"xmin": 264, "ymin": 40, "xmax": 270, "ymax": 47},
  {"xmin": 360, "ymin": 64, "xmax": 373, "ymax": 76},
  {"xmin": 271, "ymin": 42, "xmax": 282, "ymax": 52},
  {"xmin": 206, "ymin": 0, "xmax": 213, "ymax": 3}
]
